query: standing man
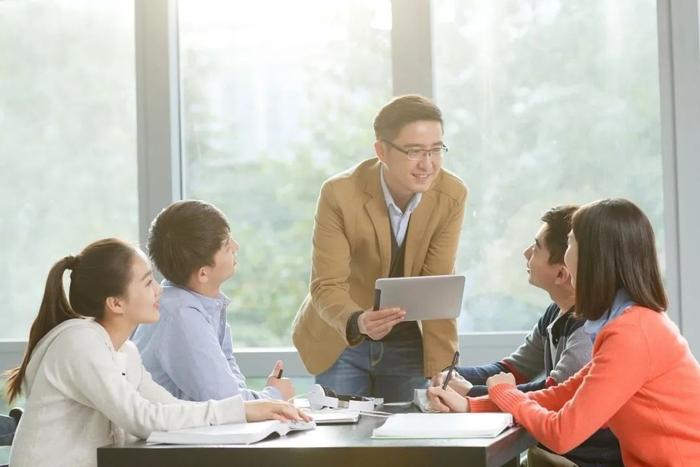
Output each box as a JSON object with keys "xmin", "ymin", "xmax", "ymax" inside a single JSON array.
[{"xmin": 292, "ymin": 95, "xmax": 468, "ymax": 402}]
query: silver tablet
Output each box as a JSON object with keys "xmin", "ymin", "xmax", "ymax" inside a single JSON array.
[{"xmin": 374, "ymin": 275, "xmax": 465, "ymax": 321}]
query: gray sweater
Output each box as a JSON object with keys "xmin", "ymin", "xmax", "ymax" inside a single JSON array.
[
  {"xmin": 504, "ymin": 303, "xmax": 592, "ymax": 385},
  {"xmin": 456, "ymin": 304, "xmax": 623, "ymax": 467},
  {"xmin": 457, "ymin": 303, "xmax": 591, "ymax": 395}
]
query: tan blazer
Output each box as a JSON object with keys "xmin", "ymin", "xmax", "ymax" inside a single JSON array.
[{"xmin": 292, "ymin": 158, "xmax": 468, "ymax": 377}]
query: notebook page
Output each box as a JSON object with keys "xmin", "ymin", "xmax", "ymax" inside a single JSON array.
[{"xmin": 372, "ymin": 413, "xmax": 513, "ymax": 439}]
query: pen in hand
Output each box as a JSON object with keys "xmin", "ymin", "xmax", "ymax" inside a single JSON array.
[
  {"xmin": 272, "ymin": 360, "xmax": 284, "ymax": 379},
  {"xmin": 441, "ymin": 350, "xmax": 460, "ymax": 390}
]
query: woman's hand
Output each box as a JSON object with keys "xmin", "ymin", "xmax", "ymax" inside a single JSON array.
[
  {"xmin": 244, "ymin": 399, "xmax": 313, "ymax": 423},
  {"xmin": 431, "ymin": 371, "xmax": 473, "ymax": 396},
  {"xmin": 486, "ymin": 372, "xmax": 516, "ymax": 391},
  {"xmin": 426, "ymin": 385, "xmax": 469, "ymax": 413}
]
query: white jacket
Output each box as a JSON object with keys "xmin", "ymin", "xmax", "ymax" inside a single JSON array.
[{"xmin": 10, "ymin": 318, "xmax": 245, "ymax": 467}]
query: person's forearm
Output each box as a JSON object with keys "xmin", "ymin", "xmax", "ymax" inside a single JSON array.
[
  {"xmin": 345, "ymin": 310, "xmax": 365, "ymax": 345},
  {"xmin": 457, "ymin": 362, "xmax": 509, "ymax": 385},
  {"xmin": 310, "ymin": 284, "xmax": 362, "ymax": 339},
  {"xmin": 515, "ymin": 379, "xmax": 547, "ymax": 393},
  {"xmin": 259, "ymin": 386, "xmax": 282, "ymax": 401}
]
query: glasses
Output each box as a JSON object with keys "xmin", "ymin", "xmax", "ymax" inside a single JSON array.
[{"xmin": 382, "ymin": 140, "xmax": 448, "ymax": 161}]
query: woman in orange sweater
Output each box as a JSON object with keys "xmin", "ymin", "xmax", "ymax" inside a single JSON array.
[{"xmin": 429, "ymin": 198, "xmax": 700, "ymax": 466}]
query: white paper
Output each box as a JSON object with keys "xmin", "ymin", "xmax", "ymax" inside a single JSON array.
[{"xmin": 372, "ymin": 413, "xmax": 513, "ymax": 439}]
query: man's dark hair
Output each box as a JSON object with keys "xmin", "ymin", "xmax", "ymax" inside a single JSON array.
[
  {"xmin": 541, "ymin": 205, "xmax": 578, "ymax": 264},
  {"xmin": 148, "ymin": 200, "xmax": 230, "ymax": 286},
  {"xmin": 373, "ymin": 94, "xmax": 443, "ymax": 141},
  {"xmin": 572, "ymin": 198, "xmax": 667, "ymax": 320}
]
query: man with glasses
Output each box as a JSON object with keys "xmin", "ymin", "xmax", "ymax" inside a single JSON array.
[{"xmin": 292, "ymin": 95, "xmax": 468, "ymax": 401}]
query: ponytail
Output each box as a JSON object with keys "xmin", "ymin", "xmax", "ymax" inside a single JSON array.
[
  {"xmin": 5, "ymin": 256, "xmax": 82, "ymax": 403},
  {"xmin": 5, "ymin": 239, "xmax": 135, "ymax": 403}
]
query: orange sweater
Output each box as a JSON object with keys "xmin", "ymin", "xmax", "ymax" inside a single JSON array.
[{"xmin": 470, "ymin": 306, "xmax": 700, "ymax": 467}]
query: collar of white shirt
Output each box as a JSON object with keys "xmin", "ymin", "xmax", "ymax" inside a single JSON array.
[{"xmin": 379, "ymin": 166, "xmax": 422, "ymax": 216}]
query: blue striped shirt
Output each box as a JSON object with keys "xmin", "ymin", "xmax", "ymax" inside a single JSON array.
[{"xmin": 132, "ymin": 281, "xmax": 281, "ymax": 401}]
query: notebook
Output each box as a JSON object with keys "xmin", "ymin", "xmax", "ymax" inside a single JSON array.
[
  {"xmin": 372, "ymin": 413, "xmax": 513, "ymax": 439},
  {"xmin": 147, "ymin": 420, "xmax": 316, "ymax": 445}
]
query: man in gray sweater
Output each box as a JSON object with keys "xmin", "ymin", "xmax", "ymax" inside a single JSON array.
[{"xmin": 434, "ymin": 205, "xmax": 622, "ymax": 467}]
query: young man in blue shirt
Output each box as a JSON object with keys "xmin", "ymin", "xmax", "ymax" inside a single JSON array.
[{"xmin": 133, "ymin": 200, "xmax": 293, "ymax": 401}]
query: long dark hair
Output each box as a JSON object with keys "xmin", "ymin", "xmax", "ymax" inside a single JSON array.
[
  {"xmin": 5, "ymin": 238, "xmax": 136, "ymax": 403},
  {"xmin": 572, "ymin": 198, "xmax": 667, "ymax": 320}
]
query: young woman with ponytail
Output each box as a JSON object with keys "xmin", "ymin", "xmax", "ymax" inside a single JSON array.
[{"xmin": 5, "ymin": 238, "xmax": 309, "ymax": 467}]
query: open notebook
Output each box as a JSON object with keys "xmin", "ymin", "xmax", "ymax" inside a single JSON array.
[
  {"xmin": 147, "ymin": 420, "xmax": 316, "ymax": 445},
  {"xmin": 372, "ymin": 413, "xmax": 513, "ymax": 439}
]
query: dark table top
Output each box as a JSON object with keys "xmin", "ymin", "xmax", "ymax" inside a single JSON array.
[{"xmin": 98, "ymin": 405, "xmax": 535, "ymax": 467}]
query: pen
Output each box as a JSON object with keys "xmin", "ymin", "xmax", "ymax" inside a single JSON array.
[
  {"xmin": 277, "ymin": 368, "xmax": 284, "ymax": 379},
  {"xmin": 441, "ymin": 350, "xmax": 459, "ymax": 390}
]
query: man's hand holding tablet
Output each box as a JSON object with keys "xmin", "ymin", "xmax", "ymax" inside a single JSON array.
[
  {"xmin": 358, "ymin": 307, "xmax": 406, "ymax": 340},
  {"xmin": 374, "ymin": 275, "xmax": 465, "ymax": 321}
]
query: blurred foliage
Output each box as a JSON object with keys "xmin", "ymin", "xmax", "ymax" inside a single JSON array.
[
  {"xmin": 182, "ymin": 0, "xmax": 663, "ymax": 345},
  {"xmin": 0, "ymin": 1, "xmax": 138, "ymax": 338},
  {"xmin": 433, "ymin": 0, "xmax": 663, "ymax": 331},
  {"xmin": 180, "ymin": 1, "xmax": 393, "ymax": 346},
  {"xmin": 0, "ymin": 0, "xmax": 663, "ymax": 347}
]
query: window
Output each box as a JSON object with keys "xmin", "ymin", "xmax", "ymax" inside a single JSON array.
[
  {"xmin": 0, "ymin": 0, "xmax": 671, "ymax": 347},
  {"xmin": 179, "ymin": 0, "xmax": 392, "ymax": 346},
  {"xmin": 433, "ymin": 0, "xmax": 664, "ymax": 331},
  {"xmin": 0, "ymin": 1, "xmax": 138, "ymax": 338}
]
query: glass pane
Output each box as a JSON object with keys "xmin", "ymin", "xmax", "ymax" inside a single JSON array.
[
  {"xmin": 433, "ymin": 0, "xmax": 663, "ymax": 331},
  {"xmin": 0, "ymin": 1, "xmax": 138, "ymax": 339},
  {"xmin": 179, "ymin": 0, "xmax": 392, "ymax": 346}
]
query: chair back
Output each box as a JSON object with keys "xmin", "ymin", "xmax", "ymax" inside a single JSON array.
[
  {"xmin": 0, "ymin": 407, "xmax": 24, "ymax": 467},
  {"xmin": 0, "ymin": 414, "xmax": 17, "ymax": 447}
]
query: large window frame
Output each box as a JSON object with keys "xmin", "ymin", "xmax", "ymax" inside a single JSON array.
[{"xmin": 1, "ymin": 0, "xmax": 698, "ymax": 378}]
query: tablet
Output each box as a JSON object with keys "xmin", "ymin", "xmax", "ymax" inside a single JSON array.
[{"xmin": 374, "ymin": 275, "xmax": 465, "ymax": 321}]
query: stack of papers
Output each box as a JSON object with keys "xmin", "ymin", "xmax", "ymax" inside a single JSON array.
[{"xmin": 372, "ymin": 413, "xmax": 513, "ymax": 439}]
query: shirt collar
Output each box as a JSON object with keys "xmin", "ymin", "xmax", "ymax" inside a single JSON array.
[
  {"xmin": 583, "ymin": 288, "xmax": 635, "ymax": 343},
  {"xmin": 379, "ymin": 166, "xmax": 422, "ymax": 215},
  {"xmin": 162, "ymin": 279, "xmax": 230, "ymax": 317}
]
